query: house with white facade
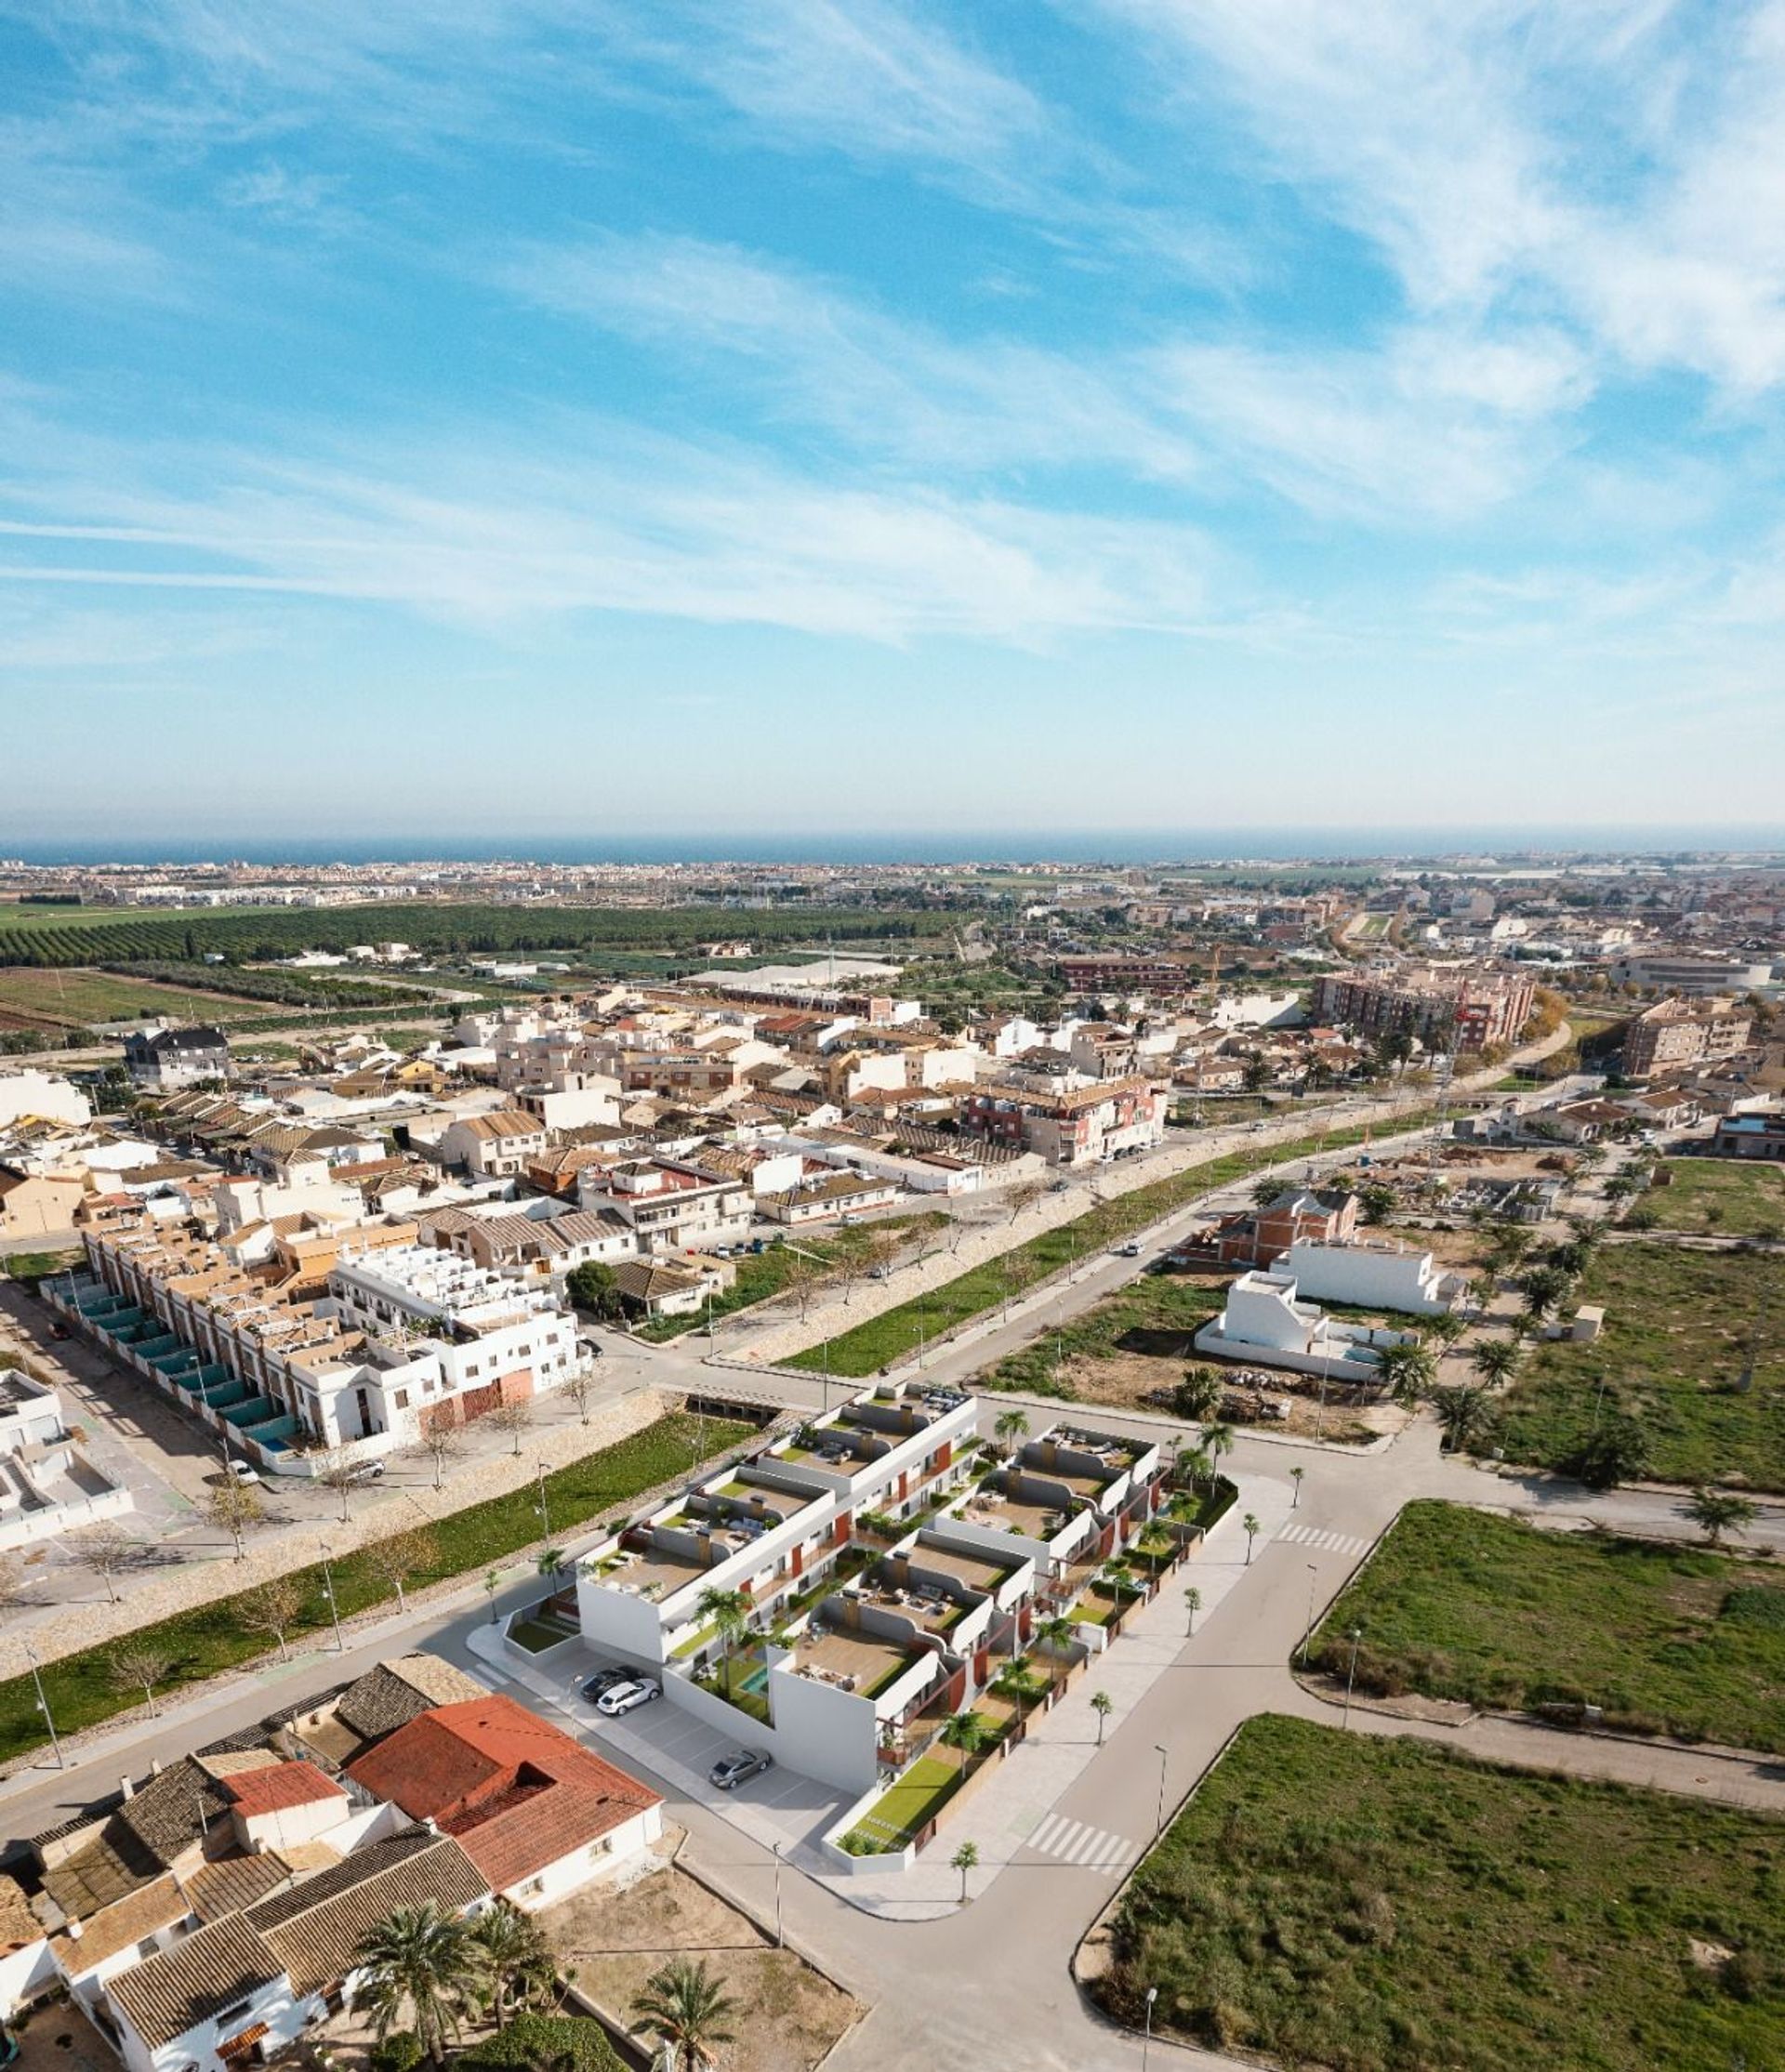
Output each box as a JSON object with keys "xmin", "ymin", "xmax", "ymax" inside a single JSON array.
[
  {"xmin": 575, "ymin": 1158, "xmax": 752, "ymax": 1253},
  {"xmin": 1195, "ymin": 1270, "xmax": 1415, "ymax": 1381},
  {"xmin": 1280, "ymin": 1237, "xmax": 1466, "ymax": 1317},
  {"xmin": 0, "ymin": 1369, "xmax": 130, "ymax": 1551}
]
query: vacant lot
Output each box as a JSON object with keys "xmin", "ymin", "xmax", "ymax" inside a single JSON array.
[
  {"xmin": 1096, "ymin": 1713, "xmax": 1785, "ymax": 2072},
  {"xmin": 0, "ymin": 966, "xmax": 267, "ymax": 1028},
  {"xmin": 1652, "ymin": 1159, "xmax": 1785, "ymax": 1239},
  {"xmin": 545, "ymin": 1858, "xmax": 858, "ymax": 2072},
  {"xmin": 1312, "ymin": 1500, "xmax": 1785, "ymax": 1751},
  {"xmin": 1497, "ymin": 1243, "xmax": 1785, "ymax": 1490}
]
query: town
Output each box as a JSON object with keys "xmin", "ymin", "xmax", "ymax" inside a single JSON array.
[{"xmin": 0, "ymin": 851, "xmax": 1779, "ymax": 2072}]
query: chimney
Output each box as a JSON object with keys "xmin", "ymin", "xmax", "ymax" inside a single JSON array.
[
  {"xmin": 65, "ymin": 1918, "xmax": 84, "ymax": 1942},
  {"xmin": 120, "ymin": 1775, "xmax": 135, "ymax": 1800}
]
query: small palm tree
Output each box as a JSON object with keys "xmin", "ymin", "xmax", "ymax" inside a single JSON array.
[
  {"xmin": 1183, "ymin": 1585, "xmax": 1202, "ymax": 1634},
  {"xmin": 631, "ymin": 1958, "xmax": 738, "ymax": 2072},
  {"xmin": 1035, "ymin": 1613, "xmax": 1074, "ymax": 1656},
  {"xmin": 696, "ymin": 1585, "xmax": 752, "ymax": 1697},
  {"xmin": 1471, "ymin": 1339, "xmax": 1521, "ymax": 1389},
  {"xmin": 1090, "ymin": 1689, "xmax": 1114, "ymax": 1745},
  {"xmin": 1434, "ymin": 1384, "xmax": 1496, "ymax": 1457},
  {"xmin": 994, "ymin": 1407, "xmax": 1030, "ymax": 1458},
  {"xmin": 354, "ymin": 1903, "xmax": 478, "ymax": 2067},
  {"xmin": 1289, "ymin": 1465, "xmax": 1304, "ymax": 1509},
  {"xmin": 1203, "ymin": 1422, "xmax": 1236, "ymax": 1472},
  {"xmin": 951, "ymin": 1839, "xmax": 979, "ymax": 1902},
  {"xmin": 1424, "ymin": 1311, "xmax": 1468, "ymax": 1347},
  {"xmin": 1687, "ymin": 1487, "xmax": 1758, "ymax": 1548},
  {"xmin": 941, "ymin": 1709, "xmax": 990, "ymax": 1774},
  {"xmin": 1242, "ymin": 1512, "xmax": 1261, "ymax": 1564},
  {"xmin": 1377, "ymin": 1342, "xmax": 1435, "ymax": 1406},
  {"xmin": 470, "ymin": 1901, "xmax": 554, "ymax": 2030}
]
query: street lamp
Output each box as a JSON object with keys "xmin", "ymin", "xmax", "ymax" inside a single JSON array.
[
  {"xmin": 1343, "ymin": 1626, "xmax": 1364, "ymax": 1729},
  {"xmin": 318, "ymin": 1542, "xmax": 345, "ymax": 1653},
  {"xmin": 24, "ymin": 1641, "xmax": 63, "ymax": 1770},
  {"xmin": 773, "ymin": 1841, "xmax": 786, "ymax": 1948},
  {"xmin": 1154, "ymin": 1744, "xmax": 1170, "ymax": 1839},
  {"xmin": 536, "ymin": 1460, "xmax": 553, "ymax": 1549},
  {"xmin": 1142, "ymin": 1986, "xmax": 1158, "ymax": 2071},
  {"xmin": 1301, "ymin": 1563, "xmax": 1318, "ymax": 1667}
]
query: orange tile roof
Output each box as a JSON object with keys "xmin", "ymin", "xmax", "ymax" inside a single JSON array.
[{"xmin": 223, "ymin": 1762, "xmax": 347, "ymax": 1818}]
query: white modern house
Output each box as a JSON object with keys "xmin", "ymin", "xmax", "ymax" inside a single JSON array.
[
  {"xmin": 0, "ymin": 1370, "xmax": 130, "ymax": 1551},
  {"xmin": 1195, "ymin": 1269, "xmax": 1416, "ymax": 1381},
  {"xmin": 1280, "ymin": 1237, "xmax": 1466, "ymax": 1316}
]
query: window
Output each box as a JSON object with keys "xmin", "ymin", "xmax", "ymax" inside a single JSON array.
[{"xmin": 393, "ymin": 1389, "xmax": 409, "ymax": 1410}]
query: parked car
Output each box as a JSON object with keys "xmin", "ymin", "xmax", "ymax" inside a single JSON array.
[
  {"xmin": 597, "ymin": 1679, "xmax": 661, "ymax": 1717},
  {"xmin": 580, "ymin": 1666, "xmax": 634, "ymax": 1703},
  {"xmin": 225, "ymin": 1458, "xmax": 261, "ymax": 1486},
  {"xmin": 347, "ymin": 1459, "xmax": 386, "ymax": 1484},
  {"xmin": 709, "ymin": 1748, "xmax": 774, "ymax": 1790},
  {"xmin": 1112, "ymin": 1242, "xmax": 1143, "ymax": 1258}
]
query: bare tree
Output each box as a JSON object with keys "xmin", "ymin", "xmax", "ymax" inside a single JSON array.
[
  {"xmin": 562, "ymin": 1361, "xmax": 598, "ymax": 1427},
  {"xmin": 205, "ymin": 1478, "xmax": 265, "ymax": 1562},
  {"xmin": 1005, "ymin": 1180, "xmax": 1047, "ymax": 1227},
  {"xmin": 73, "ymin": 1520, "xmax": 141, "ymax": 1603},
  {"xmin": 416, "ymin": 1422, "xmax": 464, "ymax": 1492},
  {"xmin": 107, "ymin": 1640, "xmax": 171, "ymax": 1716},
  {"xmin": 365, "ymin": 1523, "xmax": 441, "ymax": 1614},
  {"xmin": 485, "ymin": 1401, "xmax": 534, "ymax": 1458},
  {"xmin": 316, "ymin": 1445, "xmax": 363, "ymax": 1524},
  {"xmin": 241, "ymin": 1576, "xmax": 305, "ymax": 1661}
]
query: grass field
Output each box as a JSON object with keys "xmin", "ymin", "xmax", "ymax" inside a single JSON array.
[
  {"xmin": 0, "ymin": 966, "xmax": 267, "ymax": 1027},
  {"xmin": 1311, "ymin": 1501, "xmax": 1785, "ymax": 1750},
  {"xmin": 1097, "ymin": 1713, "xmax": 1785, "ymax": 2072},
  {"xmin": 1652, "ymin": 1159, "xmax": 1785, "ymax": 1239},
  {"xmin": 787, "ymin": 1107, "xmax": 1441, "ymax": 1378},
  {"xmin": 0, "ymin": 1411, "xmax": 750, "ymax": 1763},
  {"xmin": 1497, "ymin": 1243, "xmax": 1785, "ymax": 1490}
]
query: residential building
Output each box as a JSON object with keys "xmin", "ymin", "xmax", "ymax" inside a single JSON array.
[
  {"xmin": 1212, "ymin": 1188, "xmax": 1359, "ymax": 1268},
  {"xmin": 0, "ymin": 1164, "xmax": 85, "ymax": 1241},
  {"xmin": 1309, "ymin": 967, "xmax": 1536, "ymax": 1051},
  {"xmin": 1280, "ymin": 1237, "xmax": 1465, "ymax": 1316},
  {"xmin": 1609, "ymin": 954, "xmax": 1772, "ymax": 994},
  {"xmin": 434, "ymin": 1108, "xmax": 549, "ymax": 1179},
  {"xmin": 124, "ymin": 1027, "xmax": 230, "ymax": 1090},
  {"xmin": 960, "ymin": 1076, "xmax": 1166, "ymax": 1167},
  {"xmin": 0, "ymin": 1069, "xmax": 92, "ymax": 1130},
  {"xmin": 1621, "ymin": 996, "xmax": 1752, "ymax": 1076},
  {"xmin": 1194, "ymin": 1269, "xmax": 1414, "ymax": 1379},
  {"xmin": 0, "ymin": 1368, "xmax": 130, "ymax": 1551},
  {"xmin": 575, "ymin": 1158, "xmax": 751, "ymax": 1252},
  {"xmin": 1707, "ymin": 1113, "xmax": 1785, "ymax": 1161}
]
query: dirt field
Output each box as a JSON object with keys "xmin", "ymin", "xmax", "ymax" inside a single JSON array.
[
  {"xmin": 1052, "ymin": 1348, "xmax": 1403, "ymax": 1445},
  {"xmin": 543, "ymin": 1853, "xmax": 860, "ymax": 2072}
]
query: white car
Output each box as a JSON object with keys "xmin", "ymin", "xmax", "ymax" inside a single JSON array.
[
  {"xmin": 226, "ymin": 1458, "xmax": 262, "ymax": 1486},
  {"xmin": 596, "ymin": 1678, "xmax": 661, "ymax": 1717}
]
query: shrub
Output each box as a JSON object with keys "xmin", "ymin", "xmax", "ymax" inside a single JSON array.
[
  {"xmin": 460, "ymin": 2015, "xmax": 623, "ymax": 2072},
  {"xmin": 368, "ymin": 2035, "xmax": 424, "ymax": 2072}
]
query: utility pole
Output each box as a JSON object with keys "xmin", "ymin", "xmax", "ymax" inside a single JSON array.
[
  {"xmin": 24, "ymin": 1641, "xmax": 63, "ymax": 1770},
  {"xmin": 536, "ymin": 1460, "xmax": 552, "ymax": 1549},
  {"xmin": 318, "ymin": 1542, "xmax": 345, "ymax": 1653}
]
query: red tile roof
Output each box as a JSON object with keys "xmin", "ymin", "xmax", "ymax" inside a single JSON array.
[
  {"xmin": 344, "ymin": 1696, "xmax": 659, "ymax": 1894},
  {"xmin": 224, "ymin": 1762, "xmax": 348, "ymax": 1818}
]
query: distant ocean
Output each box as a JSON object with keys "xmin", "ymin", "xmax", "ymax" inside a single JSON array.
[{"xmin": 8, "ymin": 826, "xmax": 1783, "ymax": 868}]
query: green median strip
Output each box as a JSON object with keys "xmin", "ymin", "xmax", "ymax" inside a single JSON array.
[
  {"xmin": 787, "ymin": 1109, "xmax": 1440, "ymax": 1379},
  {"xmin": 0, "ymin": 1410, "xmax": 751, "ymax": 1766}
]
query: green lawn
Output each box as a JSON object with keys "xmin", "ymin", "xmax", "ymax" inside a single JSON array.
[
  {"xmin": 977, "ymin": 1274, "xmax": 1228, "ymax": 1397},
  {"xmin": 1312, "ymin": 1500, "xmax": 1785, "ymax": 1750},
  {"xmin": 1097, "ymin": 1713, "xmax": 1785, "ymax": 2072},
  {"xmin": 0, "ymin": 1412, "xmax": 750, "ymax": 1763},
  {"xmin": 1652, "ymin": 1160, "xmax": 1785, "ymax": 1239},
  {"xmin": 0, "ymin": 966, "xmax": 271, "ymax": 1027},
  {"xmin": 844, "ymin": 1752, "xmax": 963, "ymax": 1851},
  {"xmin": 1497, "ymin": 1243, "xmax": 1785, "ymax": 1490},
  {"xmin": 787, "ymin": 1108, "xmax": 1441, "ymax": 1378},
  {"xmin": 633, "ymin": 1212, "xmax": 949, "ymax": 1342}
]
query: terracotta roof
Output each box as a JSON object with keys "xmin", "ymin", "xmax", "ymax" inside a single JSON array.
[
  {"xmin": 333, "ymin": 1654, "xmax": 486, "ymax": 1746},
  {"xmin": 106, "ymin": 1913, "xmax": 279, "ymax": 2050},
  {"xmin": 223, "ymin": 1762, "xmax": 346, "ymax": 1818},
  {"xmin": 246, "ymin": 1833, "xmax": 488, "ymax": 1995},
  {"xmin": 55, "ymin": 1874, "xmax": 190, "ymax": 1972}
]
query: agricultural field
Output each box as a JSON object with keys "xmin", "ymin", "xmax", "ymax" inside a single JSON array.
[
  {"xmin": 1650, "ymin": 1158, "xmax": 1785, "ymax": 1239},
  {"xmin": 0, "ymin": 965, "xmax": 271, "ymax": 1030},
  {"xmin": 1497, "ymin": 1243, "xmax": 1785, "ymax": 1491},
  {"xmin": 1312, "ymin": 1501, "xmax": 1785, "ymax": 1751},
  {"xmin": 1096, "ymin": 1713, "xmax": 1785, "ymax": 2072}
]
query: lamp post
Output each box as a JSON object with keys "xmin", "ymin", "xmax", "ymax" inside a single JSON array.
[
  {"xmin": 1343, "ymin": 1625, "xmax": 1364, "ymax": 1729},
  {"xmin": 536, "ymin": 1460, "xmax": 553, "ymax": 1550},
  {"xmin": 1154, "ymin": 1744, "xmax": 1170, "ymax": 1839},
  {"xmin": 24, "ymin": 1641, "xmax": 63, "ymax": 1770},
  {"xmin": 1142, "ymin": 1986, "xmax": 1158, "ymax": 2071},
  {"xmin": 774, "ymin": 1842, "xmax": 786, "ymax": 1948},
  {"xmin": 1301, "ymin": 1563, "xmax": 1318, "ymax": 1667},
  {"xmin": 318, "ymin": 1543, "xmax": 345, "ymax": 1654}
]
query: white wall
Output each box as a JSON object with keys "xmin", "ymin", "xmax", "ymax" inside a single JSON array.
[
  {"xmin": 0, "ymin": 1933, "xmax": 55, "ymax": 2021},
  {"xmin": 501, "ymin": 1803, "xmax": 663, "ymax": 1911},
  {"xmin": 1282, "ymin": 1239, "xmax": 1452, "ymax": 1316},
  {"xmin": 0, "ymin": 1070, "xmax": 90, "ymax": 1128}
]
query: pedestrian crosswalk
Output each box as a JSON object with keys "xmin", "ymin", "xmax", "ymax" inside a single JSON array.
[
  {"xmin": 1276, "ymin": 1521, "xmax": 1372, "ymax": 1558},
  {"xmin": 1022, "ymin": 1813, "xmax": 1140, "ymax": 1878}
]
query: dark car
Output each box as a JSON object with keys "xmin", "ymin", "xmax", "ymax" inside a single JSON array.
[
  {"xmin": 580, "ymin": 1666, "xmax": 633, "ymax": 1703},
  {"xmin": 709, "ymin": 1748, "xmax": 774, "ymax": 1790}
]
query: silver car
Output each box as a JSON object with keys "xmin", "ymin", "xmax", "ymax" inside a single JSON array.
[{"xmin": 709, "ymin": 1748, "xmax": 774, "ymax": 1790}]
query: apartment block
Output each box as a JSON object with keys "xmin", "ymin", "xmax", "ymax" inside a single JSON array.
[
  {"xmin": 1309, "ymin": 966, "xmax": 1536, "ymax": 1051},
  {"xmin": 1621, "ymin": 995, "xmax": 1752, "ymax": 1076}
]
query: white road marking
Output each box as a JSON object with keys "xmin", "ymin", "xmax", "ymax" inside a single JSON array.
[
  {"xmin": 1023, "ymin": 1815, "xmax": 1141, "ymax": 1876},
  {"xmin": 1276, "ymin": 1522, "xmax": 1371, "ymax": 1557}
]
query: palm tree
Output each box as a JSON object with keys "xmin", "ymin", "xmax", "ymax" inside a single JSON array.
[
  {"xmin": 941, "ymin": 1709, "xmax": 990, "ymax": 1774},
  {"xmin": 994, "ymin": 1407, "xmax": 1030, "ymax": 1458},
  {"xmin": 1203, "ymin": 1422, "xmax": 1236, "ymax": 1475},
  {"xmin": 1178, "ymin": 1443, "xmax": 1214, "ymax": 1492},
  {"xmin": 1434, "ymin": 1385, "xmax": 1496, "ymax": 1456},
  {"xmin": 951, "ymin": 1839, "xmax": 979, "ymax": 1902},
  {"xmin": 354, "ymin": 1904, "xmax": 478, "ymax": 2067},
  {"xmin": 696, "ymin": 1585, "xmax": 752, "ymax": 1698},
  {"xmin": 1687, "ymin": 1487, "xmax": 1759, "ymax": 1548},
  {"xmin": 1522, "ymin": 1264, "xmax": 1572, "ymax": 1324},
  {"xmin": 1377, "ymin": 1342, "xmax": 1435, "ymax": 1406},
  {"xmin": 1424, "ymin": 1311, "xmax": 1467, "ymax": 1347},
  {"xmin": 1470, "ymin": 1339, "xmax": 1521, "ymax": 1389},
  {"xmin": 1035, "ymin": 1613, "xmax": 1074, "ymax": 1656},
  {"xmin": 1183, "ymin": 1585, "xmax": 1202, "ymax": 1634},
  {"xmin": 1241, "ymin": 1512, "xmax": 1260, "ymax": 1564},
  {"xmin": 631, "ymin": 1959, "xmax": 738, "ymax": 2072},
  {"xmin": 470, "ymin": 1901, "xmax": 554, "ymax": 2030},
  {"xmin": 1289, "ymin": 1465, "xmax": 1304, "ymax": 1509},
  {"xmin": 1090, "ymin": 1689, "xmax": 1114, "ymax": 1745}
]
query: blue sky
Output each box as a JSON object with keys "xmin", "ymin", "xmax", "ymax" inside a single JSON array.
[{"xmin": 3, "ymin": 1, "xmax": 1784, "ymax": 847}]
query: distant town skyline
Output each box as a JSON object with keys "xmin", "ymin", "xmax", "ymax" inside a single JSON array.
[{"xmin": 5, "ymin": 6, "xmax": 1785, "ymax": 834}]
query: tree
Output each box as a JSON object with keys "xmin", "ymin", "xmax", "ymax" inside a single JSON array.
[
  {"xmin": 1289, "ymin": 1464, "xmax": 1304, "ymax": 1508},
  {"xmin": 562, "ymin": 1361, "xmax": 598, "ymax": 1427},
  {"xmin": 1376, "ymin": 1342, "xmax": 1435, "ymax": 1406},
  {"xmin": 417, "ymin": 1421, "xmax": 464, "ymax": 1492},
  {"xmin": 1090, "ymin": 1689, "xmax": 1114, "ymax": 1746},
  {"xmin": 566, "ymin": 1261, "xmax": 626, "ymax": 1321},
  {"xmin": 1433, "ymin": 1384, "xmax": 1496, "ymax": 1456},
  {"xmin": 1564, "ymin": 1413, "xmax": 1650, "ymax": 1491},
  {"xmin": 74, "ymin": 1520, "xmax": 140, "ymax": 1603},
  {"xmin": 206, "ymin": 1477, "xmax": 265, "ymax": 1561},
  {"xmin": 630, "ymin": 1959, "xmax": 738, "ymax": 2072},
  {"xmin": 317, "ymin": 1445, "xmax": 364, "ymax": 1524},
  {"xmin": 1035, "ymin": 1613, "xmax": 1074, "ymax": 1656},
  {"xmin": 1357, "ymin": 1181, "xmax": 1397, "ymax": 1225},
  {"xmin": 107, "ymin": 1639, "xmax": 171, "ymax": 1716},
  {"xmin": 470, "ymin": 1903, "xmax": 555, "ymax": 2032},
  {"xmin": 1203, "ymin": 1422, "xmax": 1236, "ymax": 1473},
  {"xmin": 941, "ymin": 1709, "xmax": 989, "ymax": 1774},
  {"xmin": 1241, "ymin": 1512, "xmax": 1260, "ymax": 1564},
  {"xmin": 696, "ymin": 1585, "xmax": 752, "ymax": 1695},
  {"xmin": 1006, "ymin": 1180, "xmax": 1047, "ymax": 1227},
  {"xmin": 1488, "ymin": 1222, "xmax": 1532, "ymax": 1272},
  {"xmin": 1250, "ymin": 1177, "xmax": 1284, "ymax": 1209},
  {"xmin": 1424, "ymin": 1310, "xmax": 1468, "ymax": 1347},
  {"xmin": 951, "ymin": 1839, "xmax": 979, "ymax": 1903},
  {"xmin": 487, "ymin": 1401, "xmax": 534, "ymax": 1458},
  {"xmin": 1522, "ymin": 1265, "xmax": 1572, "ymax": 1324},
  {"xmin": 354, "ymin": 1903, "xmax": 479, "ymax": 2068},
  {"xmin": 994, "ymin": 1407, "xmax": 1030, "ymax": 1458},
  {"xmin": 366, "ymin": 1524, "xmax": 441, "ymax": 1613},
  {"xmin": 1687, "ymin": 1487, "xmax": 1758, "ymax": 1548},
  {"xmin": 1172, "ymin": 1366, "xmax": 1223, "ymax": 1420},
  {"xmin": 1183, "ymin": 1585, "xmax": 1202, "ymax": 1634},
  {"xmin": 1471, "ymin": 1339, "xmax": 1521, "ymax": 1389},
  {"xmin": 241, "ymin": 1576, "xmax": 305, "ymax": 1662}
]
